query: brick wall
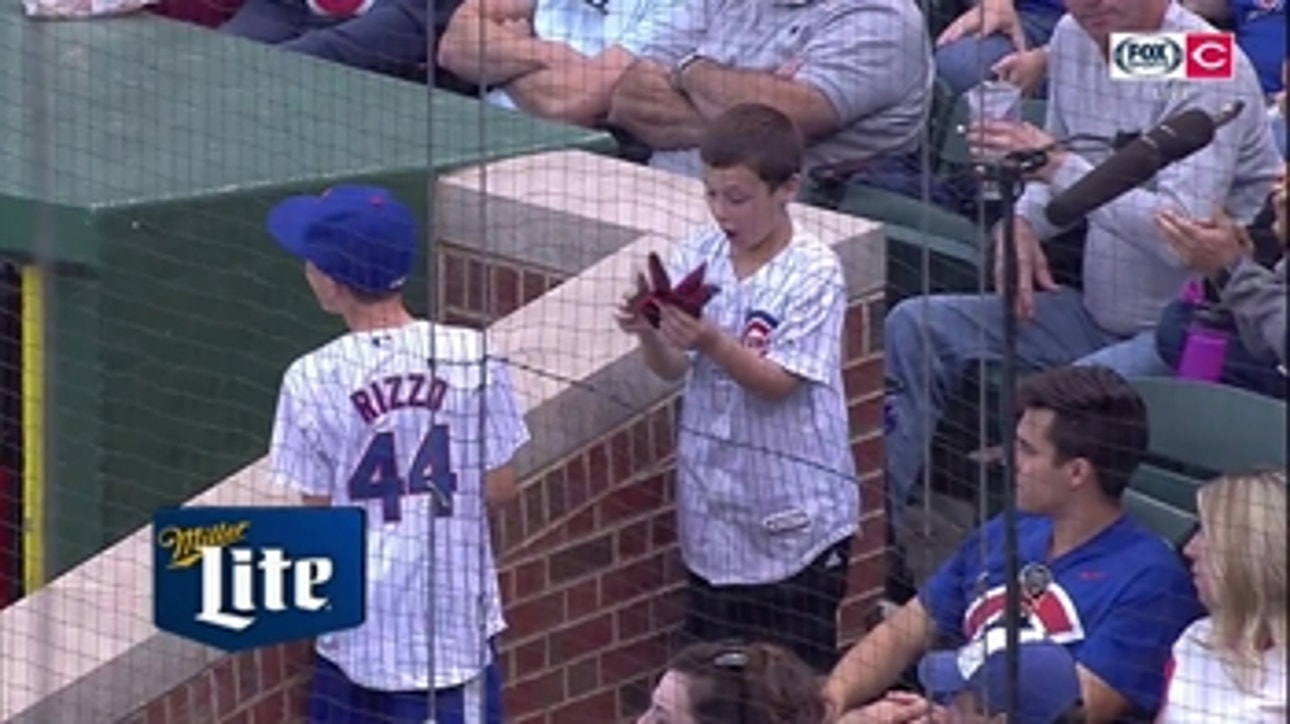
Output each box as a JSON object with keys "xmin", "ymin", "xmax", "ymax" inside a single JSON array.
[{"xmin": 121, "ymin": 242, "xmax": 886, "ymax": 724}]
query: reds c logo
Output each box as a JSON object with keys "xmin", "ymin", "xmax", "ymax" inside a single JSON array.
[
  {"xmin": 1183, "ymin": 33, "xmax": 1235, "ymax": 80},
  {"xmin": 740, "ymin": 310, "xmax": 779, "ymax": 357}
]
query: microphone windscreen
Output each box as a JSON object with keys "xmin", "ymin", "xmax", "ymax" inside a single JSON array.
[
  {"xmin": 1045, "ymin": 141, "xmax": 1161, "ymax": 228},
  {"xmin": 1150, "ymin": 110, "xmax": 1216, "ymax": 161},
  {"xmin": 1044, "ymin": 110, "xmax": 1218, "ymax": 228}
]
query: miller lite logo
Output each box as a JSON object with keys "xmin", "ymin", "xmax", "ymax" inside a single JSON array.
[
  {"xmin": 153, "ymin": 507, "xmax": 366, "ymax": 652},
  {"xmin": 1110, "ymin": 32, "xmax": 1235, "ymax": 81}
]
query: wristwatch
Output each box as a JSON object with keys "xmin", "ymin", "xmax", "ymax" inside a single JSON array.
[{"xmin": 669, "ymin": 52, "xmax": 703, "ymax": 90}]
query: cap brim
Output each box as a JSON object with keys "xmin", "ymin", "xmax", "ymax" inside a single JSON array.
[
  {"xmin": 918, "ymin": 651, "xmax": 969, "ymax": 696},
  {"xmin": 267, "ymin": 196, "xmax": 321, "ymax": 259}
]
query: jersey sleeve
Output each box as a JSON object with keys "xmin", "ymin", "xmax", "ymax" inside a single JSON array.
[
  {"xmin": 269, "ymin": 367, "xmax": 334, "ymax": 497},
  {"xmin": 1074, "ymin": 559, "xmax": 1205, "ymax": 715},
  {"xmin": 482, "ymin": 356, "xmax": 531, "ymax": 471},
  {"xmin": 764, "ymin": 252, "xmax": 846, "ymax": 385}
]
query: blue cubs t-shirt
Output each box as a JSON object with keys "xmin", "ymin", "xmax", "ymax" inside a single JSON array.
[
  {"xmin": 919, "ymin": 513, "xmax": 1205, "ymax": 717},
  {"xmin": 1232, "ymin": 0, "xmax": 1285, "ymax": 95},
  {"xmin": 1019, "ymin": 0, "xmax": 1064, "ymax": 15}
]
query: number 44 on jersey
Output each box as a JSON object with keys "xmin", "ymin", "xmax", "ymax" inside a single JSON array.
[{"xmin": 348, "ymin": 424, "xmax": 458, "ymax": 523}]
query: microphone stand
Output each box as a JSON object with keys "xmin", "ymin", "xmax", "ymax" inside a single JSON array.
[{"xmin": 974, "ymin": 145, "xmax": 1048, "ymax": 723}]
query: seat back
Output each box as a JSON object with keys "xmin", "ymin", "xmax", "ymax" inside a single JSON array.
[
  {"xmin": 1125, "ymin": 377, "xmax": 1286, "ymax": 545},
  {"xmin": 1133, "ymin": 377, "xmax": 1287, "ymax": 475}
]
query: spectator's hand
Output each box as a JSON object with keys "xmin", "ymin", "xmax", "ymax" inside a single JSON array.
[
  {"xmin": 1272, "ymin": 176, "xmax": 1287, "ymax": 245},
  {"xmin": 1155, "ymin": 207, "xmax": 1252, "ymax": 274},
  {"xmin": 837, "ymin": 691, "xmax": 942, "ymax": 723},
  {"xmin": 615, "ymin": 273, "xmax": 659, "ymax": 336},
  {"xmin": 657, "ymin": 302, "xmax": 719, "ymax": 352},
  {"xmin": 991, "ymin": 47, "xmax": 1047, "ymax": 96},
  {"xmin": 994, "ymin": 217, "xmax": 1056, "ymax": 320},
  {"xmin": 967, "ymin": 120, "xmax": 1065, "ymax": 181},
  {"xmin": 937, "ymin": 0, "xmax": 1027, "ymax": 53}
]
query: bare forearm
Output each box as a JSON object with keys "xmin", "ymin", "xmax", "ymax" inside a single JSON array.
[
  {"xmin": 681, "ymin": 62, "xmax": 837, "ymax": 139},
  {"xmin": 607, "ymin": 68, "xmax": 707, "ymax": 149},
  {"xmin": 438, "ymin": 17, "xmax": 564, "ymax": 87},
  {"xmin": 638, "ymin": 332, "xmax": 690, "ymax": 380},
  {"xmin": 826, "ymin": 605, "xmax": 932, "ymax": 713},
  {"xmin": 699, "ymin": 333, "xmax": 796, "ymax": 400},
  {"xmin": 507, "ymin": 55, "xmax": 622, "ymax": 126}
]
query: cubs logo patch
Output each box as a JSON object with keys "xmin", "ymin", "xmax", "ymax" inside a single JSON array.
[
  {"xmin": 740, "ymin": 310, "xmax": 779, "ymax": 356},
  {"xmin": 963, "ymin": 581, "xmax": 1086, "ymax": 646},
  {"xmin": 307, "ymin": 0, "xmax": 375, "ymax": 17}
]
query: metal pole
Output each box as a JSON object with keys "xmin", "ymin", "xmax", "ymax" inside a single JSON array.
[
  {"xmin": 424, "ymin": 2, "xmax": 440, "ymax": 718},
  {"xmin": 993, "ymin": 156, "xmax": 1024, "ymax": 721}
]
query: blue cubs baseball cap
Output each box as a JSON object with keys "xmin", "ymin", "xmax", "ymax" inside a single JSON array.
[
  {"xmin": 919, "ymin": 627, "xmax": 1081, "ymax": 724},
  {"xmin": 267, "ymin": 185, "xmax": 417, "ymax": 294}
]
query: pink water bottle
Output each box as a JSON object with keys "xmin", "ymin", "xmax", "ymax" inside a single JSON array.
[{"xmin": 1176, "ymin": 305, "xmax": 1230, "ymax": 383}]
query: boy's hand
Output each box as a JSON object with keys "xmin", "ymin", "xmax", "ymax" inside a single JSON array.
[
  {"xmin": 657, "ymin": 303, "xmax": 719, "ymax": 352},
  {"xmin": 615, "ymin": 272, "xmax": 659, "ymax": 335}
]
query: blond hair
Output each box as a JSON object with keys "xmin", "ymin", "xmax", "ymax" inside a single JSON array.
[{"xmin": 1196, "ymin": 469, "xmax": 1287, "ymax": 693}]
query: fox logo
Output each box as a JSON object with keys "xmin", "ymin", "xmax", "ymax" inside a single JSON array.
[{"xmin": 153, "ymin": 507, "xmax": 366, "ymax": 652}]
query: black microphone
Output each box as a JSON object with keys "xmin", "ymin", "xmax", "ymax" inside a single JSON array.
[{"xmin": 1044, "ymin": 102, "xmax": 1245, "ymax": 229}]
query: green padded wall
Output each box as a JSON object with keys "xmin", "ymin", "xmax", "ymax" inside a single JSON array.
[{"xmin": 1, "ymin": 10, "xmax": 613, "ymax": 578}]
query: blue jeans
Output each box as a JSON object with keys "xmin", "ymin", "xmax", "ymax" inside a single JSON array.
[
  {"xmin": 220, "ymin": 0, "xmax": 443, "ymax": 78},
  {"xmin": 935, "ymin": 9, "xmax": 1061, "ymax": 96},
  {"xmin": 884, "ymin": 289, "xmax": 1170, "ymax": 520}
]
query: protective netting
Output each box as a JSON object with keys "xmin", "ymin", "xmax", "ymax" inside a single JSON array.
[{"xmin": 0, "ymin": 0, "xmax": 1284, "ymax": 722}]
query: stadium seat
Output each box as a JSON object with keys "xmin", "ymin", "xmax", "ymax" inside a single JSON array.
[
  {"xmin": 1123, "ymin": 489, "xmax": 1198, "ymax": 551},
  {"xmin": 1127, "ymin": 377, "xmax": 1288, "ymax": 513},
  {"xmin": 883, "ymin": 222, "xmax": 983, "ymax": 304}
]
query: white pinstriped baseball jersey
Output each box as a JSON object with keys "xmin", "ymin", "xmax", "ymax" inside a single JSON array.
[
  {"xmin": 669, "ymin": 226, "xmax": 859, "ymax": 586},
  {"xmin": 1160, "ymin": 618, "xmax": 1287, "ymax": 723},
  {"xmin": 269, "ymin": 320, "xmax": 530, "ymax": 692}
]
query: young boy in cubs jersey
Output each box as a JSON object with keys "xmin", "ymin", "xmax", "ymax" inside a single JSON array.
[
  {"xmin": 266, "ymin": 186, "xmax": 530, "ymax": 724},
  {"xmin": 615, "ymin": 103, "xmax": 859, "ymax": 673}
]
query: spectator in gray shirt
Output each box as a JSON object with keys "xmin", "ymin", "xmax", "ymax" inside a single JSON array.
[
  {"xmin": 882, "ymin": 0, "xmax": 1283, "ymax": 523},
  {"xmin": 606, "ymin": 0, "xmax": 932, "ymax": 179},
  {"xmin": 1153, "ymin": 175, "xmax": 1286, "ymax": 397}
]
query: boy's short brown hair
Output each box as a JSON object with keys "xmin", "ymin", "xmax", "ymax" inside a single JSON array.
[{"xmin": 699, "ymin": 103, "xmax": 804, "ymax": 187}]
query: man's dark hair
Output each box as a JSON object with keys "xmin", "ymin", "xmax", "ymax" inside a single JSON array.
[
  {"xmin": 1017, "ymin": 365, "xmax": 1150, "ymax": 499},
  {"xmin": 699, "ymin": 103, "xmax": 804, "ymax": 187}
]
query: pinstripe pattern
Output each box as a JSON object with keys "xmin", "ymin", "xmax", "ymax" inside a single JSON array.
[{"xmin": 270, "ymin": 320, "xmax": 530, "ymax": 693}]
